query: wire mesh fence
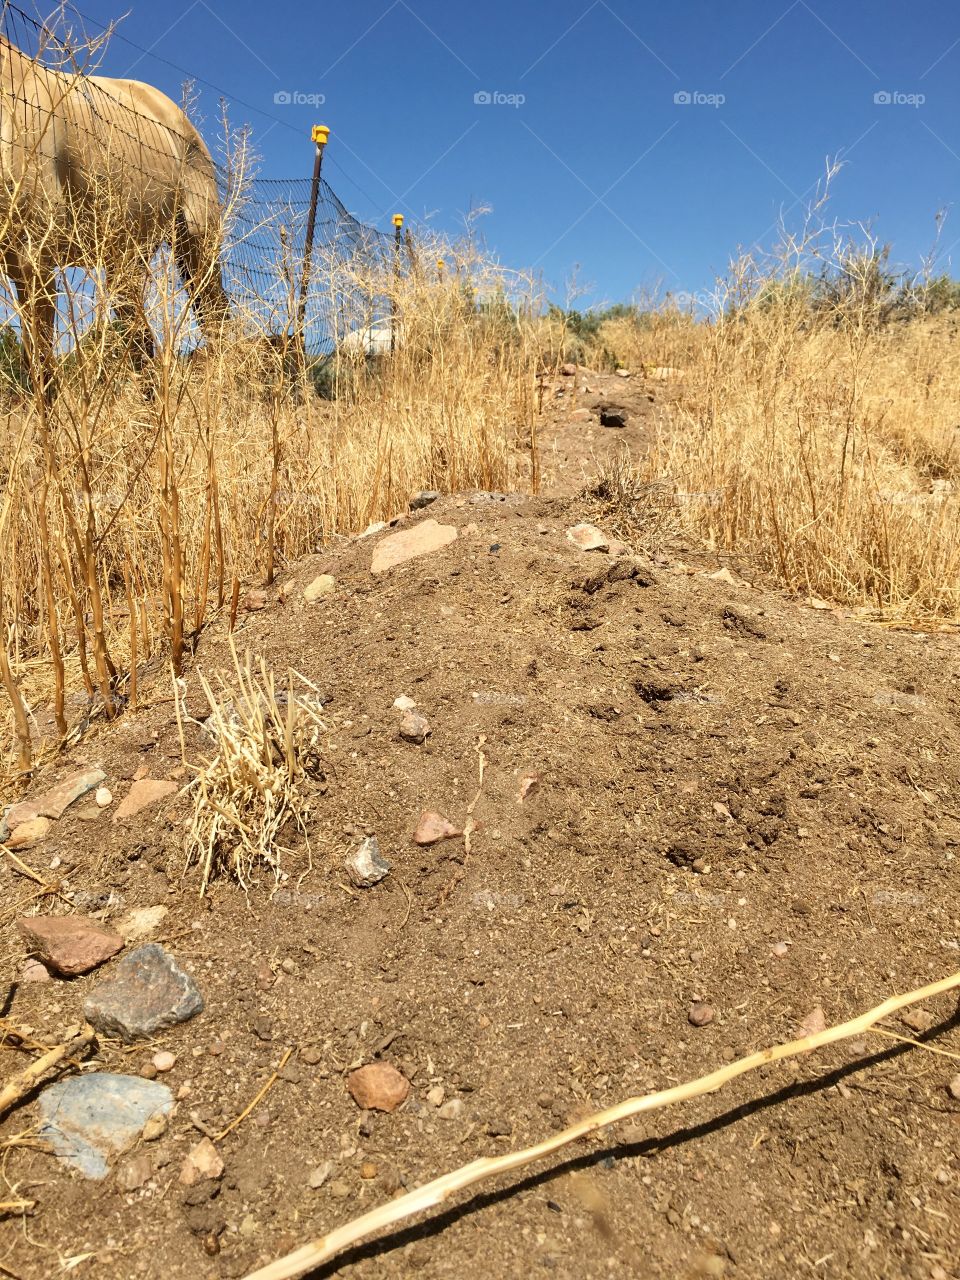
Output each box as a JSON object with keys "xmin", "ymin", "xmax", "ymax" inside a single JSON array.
[{"xmin": 0, "ymin": 0, "xmax": 399, "ymax": 356}]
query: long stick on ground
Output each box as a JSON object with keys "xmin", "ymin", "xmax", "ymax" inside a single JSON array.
[
  {"xmin": 0, "ymin": 1024, "xmax": 96, "ymax": 1120},
  {"xmin": 244, "ymin": 971, "xmax": 960, "ymax": 1280}
]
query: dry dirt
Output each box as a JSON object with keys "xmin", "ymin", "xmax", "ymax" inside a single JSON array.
[{"xmin": 2, "ymin": 367, "xmax": 959, "ymax": 1280}]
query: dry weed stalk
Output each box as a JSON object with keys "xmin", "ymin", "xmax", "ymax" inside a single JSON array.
[
  {"xmin": 181, "ymin": 642, "xmax": 328, "ymax": 895},
  {"xmin": 246, "ymin": 969, "xmax": 960, "ymax": 1280}
]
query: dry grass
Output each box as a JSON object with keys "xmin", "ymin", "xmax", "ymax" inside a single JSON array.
[
  {"xmin": 588, "ymin": 237, "xmax": 960, "ymax": 626},
  {"xmin": 179, "ymin": 641, "xmax": 328, "ymax": 895}
]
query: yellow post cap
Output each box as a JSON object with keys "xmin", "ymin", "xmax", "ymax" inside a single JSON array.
[
  {"xmin": 312, "ymin": 125, "xmax": 330, "ymax": 145},
  {"xmin": 392, "ymin": 214, "xmax": 404, "ymax": 227}
]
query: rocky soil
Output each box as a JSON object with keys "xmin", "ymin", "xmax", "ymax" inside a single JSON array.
[{"xmin": 1, "ymin": 366, "xmax": 959, "ymax": 1280}]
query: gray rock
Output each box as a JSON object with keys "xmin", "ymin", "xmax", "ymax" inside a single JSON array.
[
  {"xmin": 409, "ymin": 490, "xmax": 441, "ymax": 511},
  {"xmin": 38, "ymin": 1073, "xmax": 173, "ymax": 1179},
  {"xmin": 83, "ymin": 944, "xmax": 204, "ymax": 1042},
  {"xmin": 344, "ymin": 836, "xmax": 390, "ymax": 888}
]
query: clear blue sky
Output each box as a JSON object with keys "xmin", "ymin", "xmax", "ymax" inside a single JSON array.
[{"xmin": 53, "ymin": 1, "xmax": 960, "ymax": 305}]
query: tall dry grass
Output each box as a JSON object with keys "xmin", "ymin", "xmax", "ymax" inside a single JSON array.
[
  {"xmin": 0, "ymin": 32, "xmax": 539, "ymax": 779},
  {"xmin": 588, "ymin": 213, "xmax": 960, "ymax": 625}
]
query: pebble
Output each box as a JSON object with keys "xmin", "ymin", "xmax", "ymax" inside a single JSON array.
[
  {"xmin": 113, "ymin": 779, "xmax": 179, "ymax": 822},
  {"xmin": 393, "ymin": 695, "xmax": 417, "ymax": 711},
  {"xmin": 179, "ymin": 1138, "xmax": 224, "ymax": 1186},
  {"xmin": 948, "ymin": 1074, "xmax": 960, "ymax": 1101},
  {"xmin": 117, "ymin": 1153, "xmax": 153, "ymax": 1192},
  {"xmin": 902, "ymin": 1008, "xmax": 935, "ymax": 1034},
  {"xmin": 308, "ymin": 1162, "xmax": 333, "ymax": 1189},
  {"xmin": 17, "ymin": 915, "xmax": 123, "ymax": 977},
  {"xmin": 95, "ymin": 787, "xmax": 113, "ymax": 808},
  {"xmin": 116, "ymin": 906, "xmax": 169, "ymax": 943},
  {"xmin": 438, "ymin": 1098, "xmax": 465, "ymax": 1121},
  {"xmin": 770, "ymin": 942, "xmax": 789, "ymax": 958},
  {"xmin": 566, "ymin": 523, "xmax": 609, "ymax": 553},
  {"xmin": 344, "ymin": 835, "xmax": 391, "ymax": 888},
  {"xmin": 21, "ymin": 957, "xmax": 52, "ymax": 983},
  {"xmin": 304, "ymin": 574, "xmax": 336, "ymax": 602},
  {"xmin": 799, "ymin": 1006, "xmax": 827, "ymax": 1037},
  {"xmin": 152, "ymin": 1051, "xmax": 177, "ymax": 1073},
  {"xmin": 346, "ymin": 1062, "xmax": 410, "ymax": 1113},
  {"xmin": 399, "ymin": 710, "xmax": 431, "ymax": 744},
  {"xmin": 139, "ymin": 1062, "xmax": 159, "ymax": 1080},
  {"xmin": 413, "ymin": 811, "xmax": 462, "ymax": 847},
  {"xmin": 360, "ymin": 1162, "xmax": 378, "ymax": 1180},
  {"xmin": 426, "ymin": 1085, "xmax": 445, "ymax": 1107},
  {"xmin": 409, "ymin": 490, "xmax": 441, "ymax": 511},
  {"xmin": 301, "ymin": 1045, "xmax": 323, "ymax": 1065},
  {"xmin": 329, "ymin": 1180, "xmax": 351, "ymax": 1199},
  {"xmin": 688, "ymin": 1003, "xmax": 715, "ymax": 1028},
  {"xmin": 83, "ymin": 944, "xmax": 204, "ymax": 1042}
]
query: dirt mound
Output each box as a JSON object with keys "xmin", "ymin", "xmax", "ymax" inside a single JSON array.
[{"xmin": 2, "ymin": 379, "xmax": 959, "ymax": 1280}]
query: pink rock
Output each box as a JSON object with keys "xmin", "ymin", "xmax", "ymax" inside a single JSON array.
[
  {"xmin": 570, "ymin": 408, "xmax": 593, "ymax": 421},
  {"xmin": 566, "ymin": 524, "xmax": 609, "ymax": 553},
  {"xmin": 113, "ymin": 779, "xmax": 179, "ymax": 822},
  {"xmin": 413, "ymin": 811, "xmax": 462, "ymax": 847},
  {"xmin": 346, "ymin": 1062, "xmax": 409, "ymax": 1113},
  {"xmin": 799, "ymin": 1006, "xmax": 827, "ymax": 1037},
  {"xmin": 560, "ymin": 362, "xmax": 577, "ymax": 376},
  {"xmin": 517, "ymin": 773, "xmax": 541, "ymax": 803},
  {"xmin": 179, "ymin": 1137, "xmax": 224, "ymax": 1186},
  {"xmin": 399, "ymin": 710, "xmax": 431, "ymax": 744},
  {"xmin": 5, "ymin": 768, "xmax": 106, "ymax": 828},
  {"xmin": 17, "ymin": 915, "xmax": 123, "ymax": 977},
  {"xmin": 7, "ymin": 816, "xmax": 51, "ymax": 850},
  {"xmin": 21, "ymin": 957, "xmax": 52, "ymax": 983},
  {"xmin": 370, "ymin": 519, "xmax": 458, "ymax": 574}
]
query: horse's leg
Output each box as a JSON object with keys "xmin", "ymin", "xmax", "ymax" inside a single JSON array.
[
  {"xmin": 4, "ymin": 253, "xmax": 57, "ymax": 401},
  {"xmin": 107, "ymin": 267, "xmax": 155, "ymax": 379},
  {"xmin": 173, "ymin": 211, "xmax": 229, "ymax": 348}
]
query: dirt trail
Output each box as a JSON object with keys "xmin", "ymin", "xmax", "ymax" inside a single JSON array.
[{"xmin": 2, "ymin": 370, "xmax": 959, "ymax": 1280}]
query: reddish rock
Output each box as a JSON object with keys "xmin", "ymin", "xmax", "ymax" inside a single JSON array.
[
  {"xmin": 113, "ymin": 779, "xmax": 179, "ymax": 822},
  {"xmin": 370, "ymin": 519, "xmax": 458, "ymax": 574},
  {"xmin": 517, "ymin": 773, "xmax": 541, "ymax": 803},
  {"xmin": 17, "ymin": 915, "xmax": 123, "ymax": 977},
  {"xmin": 799, "ymin": 1006, "xmax": 827, "ymax": 1037},
  {"xmin": 566, "ymin": 523, "xmax": 609, "ymax": 553},
  {"xmin": 560, "ymin": 362, "xmax": 577, "ymax": 376},
  {"xmin": 413, "ymin": 811, "xmax": 462, "ymax": 846},
  {"xmin": 7, "ymin": 816, "xmax": 51, "ymax": 850},
  {"xmin": 688, "ymin": 1003, "xmax": 715, "ymax": 1028},
  {"xmin": 241, "ymin": 588, "xmax": 268, "ymax": 612},
  {"xmin": 346, "ymin": 1062, "xmax": 409, "ymax": 1113},
  {"xmin": 399, "ymin": 710, "xmax": 431, "ymax": 744},
  {"xmin": 5, "ymin": 768, "xmax": 106, "ymax": 829}
]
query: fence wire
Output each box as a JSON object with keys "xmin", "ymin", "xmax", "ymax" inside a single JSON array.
[{"xmin": 0, "ymin": 1, "xmax": 398, "ymax": 355}]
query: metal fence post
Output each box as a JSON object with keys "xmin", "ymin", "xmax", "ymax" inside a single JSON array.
[
  {"xmin": 391, "ymin": 213, "xmax": 404, "ymax": 354},
  {"xmin": 296, "ymin": 124, "xmax": 330, "ymax": 381}
]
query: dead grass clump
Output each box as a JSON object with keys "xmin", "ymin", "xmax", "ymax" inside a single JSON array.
[
  {"xmin": 181, "ymin": 644, "xmax": 328, "ymax": 895},
  {"xmin": 586, "ymin": 447, "xmax": 682, "ymax": 552}
]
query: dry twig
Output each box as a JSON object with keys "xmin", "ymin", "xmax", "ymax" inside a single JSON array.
[
  {"xmin": 244, "ymin": 971, "xmax": 960, "ymax": 1280},
  {"xmin": 0, "ymin": 1024, "xmax": 95, "ymax": 1119}
]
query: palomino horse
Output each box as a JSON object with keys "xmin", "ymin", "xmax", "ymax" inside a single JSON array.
[{"xmin": 0, "ymin": 34, "xmax": 227, "ymax": 394}]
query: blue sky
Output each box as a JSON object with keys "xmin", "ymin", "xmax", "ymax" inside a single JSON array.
[{"xmin": 43, "ymin": 1, "xmax": 960, "ymax": 306}]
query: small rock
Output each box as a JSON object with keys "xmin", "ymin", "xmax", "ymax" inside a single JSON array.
[
  {"xmin": 486, "ymin": 1116, "xmax": 513, "ymax": 1137},
  {"xmin": 241, "ymin": 588, "xmax": 268, "ymax": 612},
  {"xmin": 113, "ymin": 779, "xmax": 179, "ymax": 822},
  {"xmin": 345, "ymin": 836, "xmax": 391, "ymax": 888},
  {"xmin": 346, "ymin": 1062, "xmax": 410, "ymax": 1113},
  {"xmin": 140, "ymin": 1062, "xmax": 158, "ymax": 1080},
  {"xmin": 7, "ymin": 816, "xmax": 51, "ymax": 850},
  {"xmin": 253, "ymin": 1016, "xmax": 273, "ymax": 1042},
  {"xmin": 438, "ymin": 1098, "xmax": 465, "ymax": 1121},
  {"xmin": 5, "ymin": 767, "xmax": 106, "ymax": 828},
  {"xmin": 21, "ymin": 957, "xmax": 52, "ymax": 983},
  {"xmin": 799, "ymin": 1006, "xmax": 827, "ymax": 1037},
  {"xmin": 566, "ymin": 523, "xmax": 609, "ymax": 553},
  {"xmin": 370, "ymin": 519, "xmax": 458, "ymax": 574},
  {"xmin": 688, "ymin": 1003, "xmax": 715, "ymax": 1027},
  {"xmin": 95, "ymin": 787, "xmax": 113, "ymax": 809},
  {"xmin": 329, "ymin": 1179, "xmax": 351, "ymax": 1199},
  {"xmin": 517, "ymin": 773, "xmax": 540, "ymax": 803},
  {"xmin": 38, "ymin": 1074, "xmax": 173, "ymax": 1179},
  {"xmin": 360, "ymin": 1161, "xmax": 378, "ymax": 1180},
  {"xmin": 179, "ymin": 1138, "xmax": 224, "ymax": 1186},
  {"xmin": 308, "ymin": 1162, "xmax": 333, "ymax": 1189},
  {"xmin": 393, "ymin": 695, "xmax": 417, "ymax": 711},
  {"xmin": 116, "ymin": 906, "xmax": 169, "ymax": 943},
  {"xmin": 616, "ymin": 368, "xmax": 632, "ymax": 378},
  {"xmin": 152, "ymin": 1051, "xmax": 176, "ymax": 1073},
  {"xmin": 141, "ymin": 1111, "xmax": 168, "ymax": 1141},
  {"xmin": 117, "ymin": 1153, "xmax": 153, "ymax": 1192},
  {"xmin": 83, "ymin": 944, "xmax": 204, "ymax": 1042},
  {"xmin": 413, "ymin": 811, "xmax": 462, "ymax": 846},
  {"xmin": 570, "ymin": 408, "xmax": 593, "ymax": 421},
  {"xmin": 399, "ymin": 711, "xmax": 431, "ymax": 744},
  {"xmin": 560, "ymin": 362, "xmax": 577, "ymax": 376},
  {"xmin": 409, "ymin": 490, "xmax": 441, "ymax": 511},
  {"xmin": 948, "ymin": 1074, "xmax": 960, "ymax": 1101},
  {"xmin": 17, "ymin": 915, "xmax": 123, "ymax": 977},
  {"xmin": 902, "ymin": 1008, "xmax": 935, "ymax": 1034},
  {"xmin": 304, "ymin": 574, "xmax": 336, "ymax": 602},
  {"xmin": 301, "ymin": 1045, "xmax": 323, "ymax": 1065},
  {"xmin": 426, "ymin": 1085, "xmax": 445, "ymax": 1107},
  {"xmin": 770, "ymin": 942, "xmax": 789, "ymax": 958}
]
